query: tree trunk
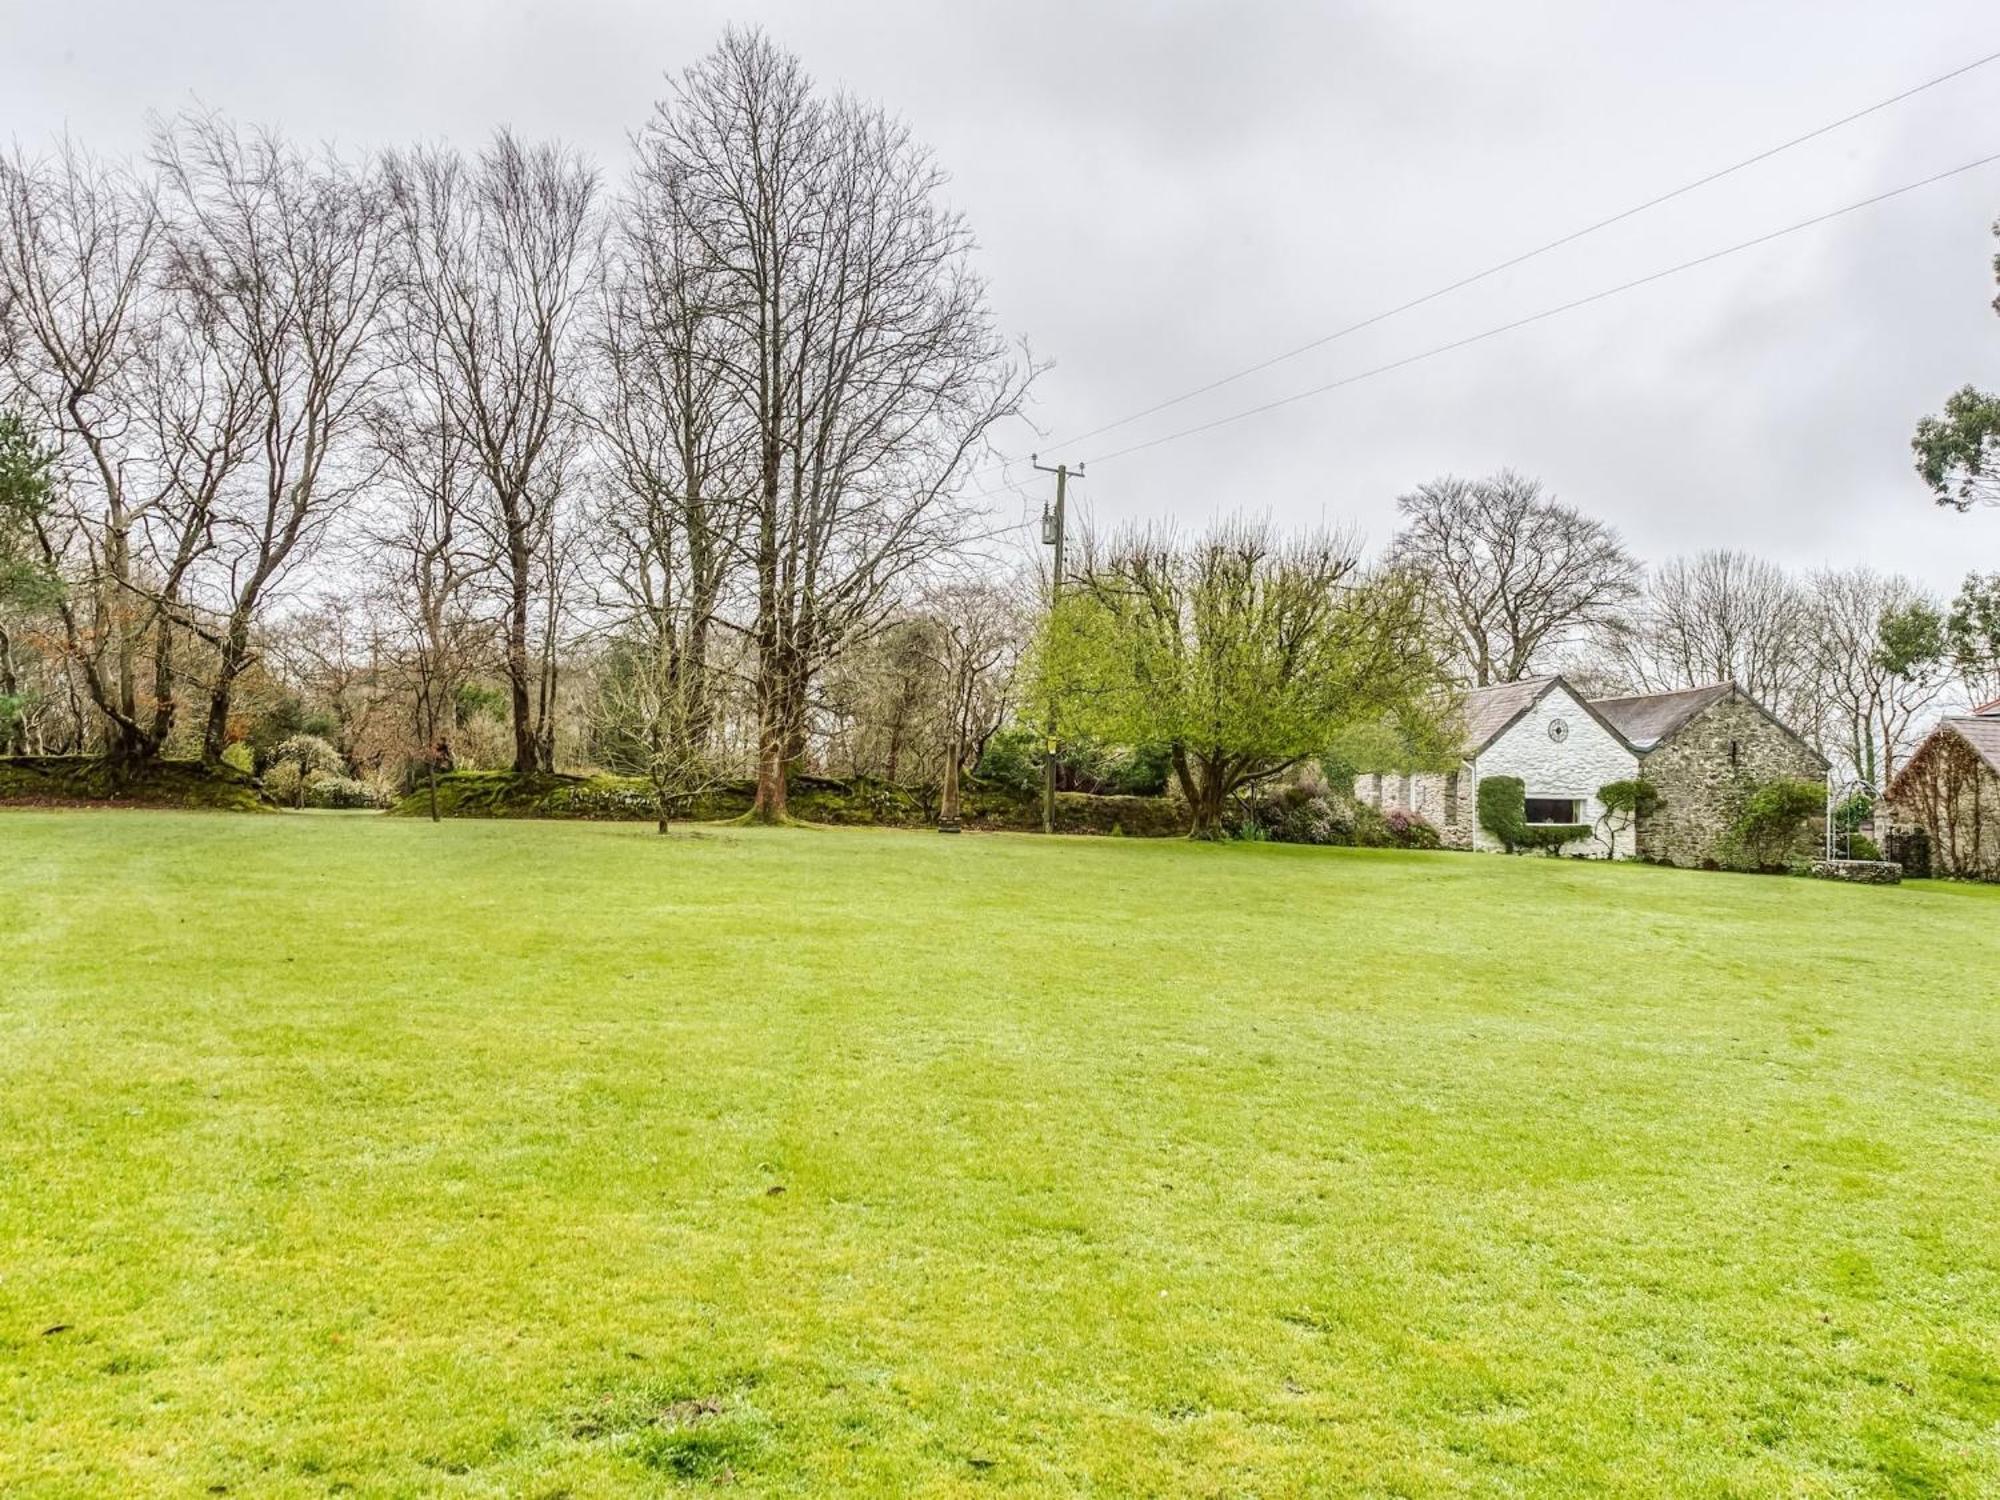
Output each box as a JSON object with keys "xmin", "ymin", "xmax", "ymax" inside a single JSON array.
[
  {"xmin": 1174, "ymin": 746, "xmax": 1230, "ymax": 840},
  {"xmin": 751, "ymin": 718, "xmax": 789, "ymax": 823},
  {"xmin": 505, "ymin": 538, "xmax": 537, "ymax": 774},
  {"xmin": 748, "ymin": 428, "xmax": 786, "ymax": 823},
  {"xmin": 0, "ymin": 624, "xmax": 19, "ymax": 757},
  {"xmin": 201, "ymin": 610, "xmax": 256, "ymax": 764}
]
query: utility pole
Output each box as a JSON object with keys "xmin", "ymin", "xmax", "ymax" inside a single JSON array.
[{"xmin": 1033, "ymin": 455, "xmax": 1081, "ymax": 835}]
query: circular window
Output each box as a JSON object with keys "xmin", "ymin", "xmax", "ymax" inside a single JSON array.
[{"xmin": 1547, "ymin": 718, "xmax": 1570, "ymax": 743}]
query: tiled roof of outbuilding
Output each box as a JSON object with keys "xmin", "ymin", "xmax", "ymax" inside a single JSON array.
[{"xmin": 1949, "ymin": 715, "xmax": 2000, "ymax": 774}]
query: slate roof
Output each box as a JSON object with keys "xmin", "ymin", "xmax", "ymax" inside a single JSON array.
[
  {"xmin": 1456, "ymin": 676, "xmax": 1564, "ymax": 754},
  {"xmin": 1974, "ymin": 696, "xmax": 2000, "ymax": 718},
  {"xmin": 1947, "ymin": 715, "xmax": 2000, "ymax": 774},
  {"xmin": 1587, "ymin": 683, "xmax": 1734, "ymax": 751}
]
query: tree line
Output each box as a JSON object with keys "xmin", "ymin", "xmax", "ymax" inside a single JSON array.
[
  {"xmin": 0, "ymin": 29, "xmax": 1029, "ymax": 823},
  {"xmin": 3, "ymin": 33, "xmax": 1994, "ymax": 824}
]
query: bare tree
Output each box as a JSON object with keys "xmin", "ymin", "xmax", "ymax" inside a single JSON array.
[
  {"xmin": 367, "ymin": 405, "xmax": 488, "ymax": 821},
  {"xmin": 383, "ymin": 132, "xmax": 597, "ymax": 773},
  {"xmin": 0, "ymin": 141, "xmax": 251, "ymax": 762},
  {"xmin": 583, "ymin": 144, "xmax": 753, "ymax": 783},
  {"xmin": 1389, "ymin": 471, "xmax": 1638, "ymax": 686},
  {"xmin": 925, "ymin": 579, "xmax": 1022, "ymax": 831},
  {"xmin": 151, "ymin": 113, "xmax": 393, "ymax": 763},
  {"xmin": 1608, "ymin": 549, "xmax": 1816, "ymax": 724},
  {"xmin": 641, "ymin": 29, "xmax": 1031, "ymax": 822},
  {"xmin": 1804, "ymin": 568, "xmax": 1950, "ymax": 787}
]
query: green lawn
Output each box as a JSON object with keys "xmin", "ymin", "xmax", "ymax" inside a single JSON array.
[{"xmin": 3, "ymin": 813, "xmax": 1999, "ymax": 1497}]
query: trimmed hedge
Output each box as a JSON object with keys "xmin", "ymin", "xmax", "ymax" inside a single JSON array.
[
  {"xmin": 1477, "ymin": 775, "xmax": 1527, "ymax": 851},
  {"xmin": 1518, "ymin": 823, "xmax": 1592, "ymax": 854}
]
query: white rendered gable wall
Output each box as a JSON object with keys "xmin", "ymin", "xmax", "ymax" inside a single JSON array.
[{"xmin": 1470, "ymin": 685, "xmax": 1640, "ymax": 857}]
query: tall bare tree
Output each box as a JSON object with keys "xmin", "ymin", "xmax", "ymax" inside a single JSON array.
[
  {"xmin": 383, "ymin": 132, "xmax": 597, "ymax": 773},
  {"xmin": 925, "ymin": 579, "xmax": 1022, "ymax": 830},
  {"xmin": 584, "ymin": 146, "xmax": 752, "ymax": 780},
  {"xmin": 0, "ymin": 140, "xmax": 253, "ymax": 762},
  {"xmin": 1607, "ymin": 549, "xmax": 1816, "ymax": 724},
  {"xmin": 1389, "ymin": 471, "xmax": 1638, "ymax": 686},
  {"xmin": 1805, "ymin": 568, "xmax": 1950, "ymax": 787},
  {"xmin": 640, "ymin": 29, "xmax": 1030, "ymax": 821},
  {"xmin": 152, "ymin": 113, "xmax": 392, "ymax": 762},
  {"xmin": 367, "ymin": 406, "xmax": 488, "ymax": 820}
]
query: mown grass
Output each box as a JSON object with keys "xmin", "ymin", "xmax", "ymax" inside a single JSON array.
[{"xmin": 2, "ymin": 811, "xmax": 1998, "ymax": 1496}]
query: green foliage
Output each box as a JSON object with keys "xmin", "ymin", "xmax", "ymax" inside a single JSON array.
[
  {"xmin": 1874, "ymin": 600, "xmax": 1948, "ymax": 679},
  {"xmin": 385, "ymin": 769, "xmax": 1189, "ymax": 836},
  {"xmin": 1913, "ymin": 224, "xmax": 2000, "ymax": 511},
  {"xmin": 1913, "ymin": 385, "xmax": 2000, "ymax": 512},
  {"xmin": 1730, "ymin": 777, "xmax": 1826, "ymax": 869},
  {"xmin": 0, "ymin": 412, "xmax": 58, "ymax": 609},
  {"xmin": 974, "ymin": 727, "xmax": 1042, "ymax": 794},
  {"xmin": 1477, "ymin": 775, "xmax": 1528, "ymax": 852},
  {"xmin": 1947, "ymin": 573, "xmax": 2000, "ymax": 698},
  {"xmin": 1518, "ymin": 823, "xmax": 1591, "ymax": 855},
  {"xmin": 454, "ymin": 680, "xmax": 509, "ymax": 727},
  {"xmin": 1845, "ymin": 832, "xmax": 1883, "ymax": 862},
  {"xmin": 220, "ymin": 742, "xmax": 258, "ymax": 776},
  {"xmin": 1237, "ymin": 784, "xmax": 1355, "ymax": 846},
  {"xmin": 265, "ymin": 734, "xmax": 355, "ymax": 809},
  {"xmin": 1597, "ymin": 779, "xmax": 1661, "ymax": 819},
  {"xmin": 973, "ymin": 729, "xmax": 1172, "ymax": 799},
  {"xmin": 1027, "ymin": 523, "xmax": 1449, "ymax": 837},
  {"xmin": 0, "ymin": 413, "xmax": 61, "ymax": 743}
]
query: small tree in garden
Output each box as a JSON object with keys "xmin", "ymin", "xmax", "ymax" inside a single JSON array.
[
  {"xmin": 592, "ymin": 633, "xmax": 726, "ymax": 835},
  {"xmin": 1729, "ymin": 777, "xmax": 1825, "ymax": 869},
  {"xmin": 1477, "ymin": 775, "xmax": 1528, "ymax": 852},
  {"xmin": 1028, "ymin": 521, "xmax": 1449, "ymax": 840},
  {"xmin": 1595, "ymin": 778, "xmax": 1660, "ymax": 858},
  {"xmin": 266, "ymin": 734, "xmax": 346, "ymax": 809}
]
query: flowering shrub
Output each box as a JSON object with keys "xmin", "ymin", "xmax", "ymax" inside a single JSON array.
[{"xmin": 1382, "ymin": 808, "xmax": 1441, "ymax": 850}]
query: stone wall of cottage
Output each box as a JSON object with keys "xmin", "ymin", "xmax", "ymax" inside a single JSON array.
[
  {"xmin": 1635, "ymin": 692, "xmax": 1825, "ymax": 867},
  {"xmin": 1471, "ymin": 687, "xmax": 1639, "ymax": 857},
  {"xmin": 1354, "ymin": 766, "xmax": 1476, "ymax": 848}
]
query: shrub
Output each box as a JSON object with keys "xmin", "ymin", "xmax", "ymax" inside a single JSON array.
[
  {"xmin": 974, "ymin": 728, "xmax": 1042, "ymax": 795},
  {"xmin": 1730, "ymin": 777, "xmax": 1825, "ymax": 869},
  {"xmin": 1844, "ymin": 831, "xmax": 1883, "ymax": 862},
  {"xmin": 1597, "ymin": 778, "xmax": 1660, "ymax": 820},
  {"xmin": 1351, "ymin": 804, "xmax": 1389, "ymax": 847},
  {"xmin": 220, "ymin": 741, "xmax": 257, "ymax": 776},
  {"xmin": 1518, "ymin": 823, "xmax": 1591, "ymax": 855},
  {"xmin": 1236, "ymin": 784, "xmax": 1354, "ymax": 845},
  {"xmin": 1383, "ymin": 807, "xmax": 1441, "ymax": 850},
  {"xmin": 1476, "ymin": 775, "xmax": 1527, "ymax": 851},
  {"xmin": 1101, "ymin": 741, "xmax": 1173, "ymax": 798},
  {"xmin": 304, "ymin": 774, "xmax": 391, "ymax": 810}
]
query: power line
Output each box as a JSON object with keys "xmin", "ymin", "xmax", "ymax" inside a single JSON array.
[
  {"xmin": 971, "ymin": 44, "xmax": 2000, "ymax": 479},
  {"xmin": 1075, "ymin": 149, "xmax": 2000, "ymax": 467}
]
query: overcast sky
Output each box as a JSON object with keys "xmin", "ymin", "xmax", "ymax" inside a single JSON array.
[{"xmin": 5, "ymin": 0, "xmax": 1998, "ymax": 592}]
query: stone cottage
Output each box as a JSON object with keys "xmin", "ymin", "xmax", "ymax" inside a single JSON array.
[
  {"xmin": 1881, "ymin": 698, "xmax": 2000, "ymax": 880},
  {"xmin": 1355, "ymin": 675, "xmax": 1826, "ymax": 865}
]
